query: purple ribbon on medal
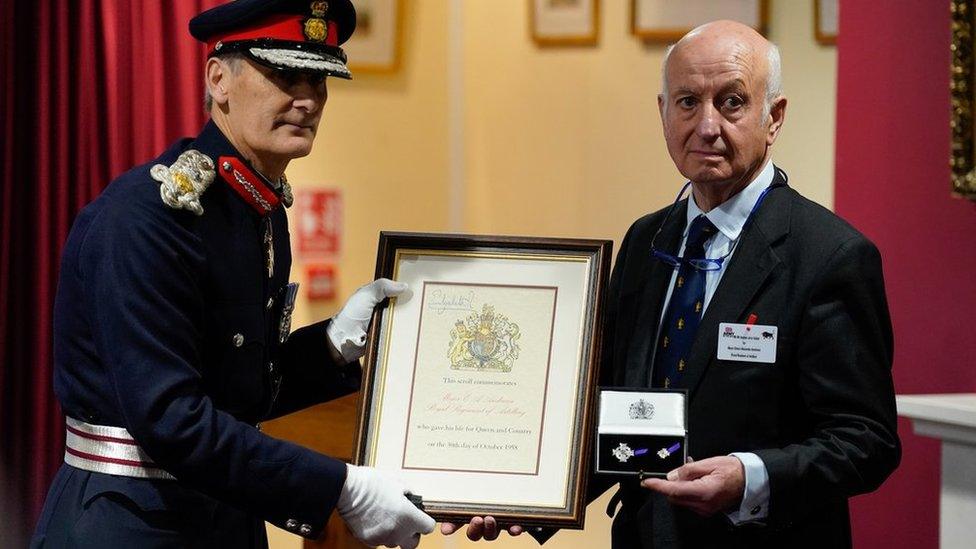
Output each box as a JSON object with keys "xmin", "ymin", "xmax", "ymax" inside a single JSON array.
[{"xmin": 657, "ymin": 442, "xmax": 682, "ymax": 459}]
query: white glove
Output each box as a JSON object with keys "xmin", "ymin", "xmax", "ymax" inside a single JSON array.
[
  {"xmin": 327, "ymin": 278, "xmax": 408, "ymax": 363},
  {"xmin": 337, "ymin": 464, "xmax": 435, "ymax": 549}
]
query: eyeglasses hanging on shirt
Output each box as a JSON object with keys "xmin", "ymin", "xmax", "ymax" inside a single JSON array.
[{"xmin": 650, "ymin": 167, "xmax": 788, "ymax": 272}]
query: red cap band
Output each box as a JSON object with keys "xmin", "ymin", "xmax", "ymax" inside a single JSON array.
[
  {"xmin": 206, "ymin": 13, "xmax": 337, "ymax": 53},
  {"xmin": 327, "ymin": 21, "xmax": 338, "ymax": 47}
]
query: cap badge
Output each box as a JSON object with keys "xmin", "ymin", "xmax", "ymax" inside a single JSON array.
[
  {"xmin": 304, "ymin": 1, "xmax": 329, "ymax": 43},
  {"xmin": 151, "ymin": 149, "xmax": 215, "ymax": 216}
]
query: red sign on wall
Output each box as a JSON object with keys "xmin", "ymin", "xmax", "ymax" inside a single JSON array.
[
  {"xmin": 294, "ymin": 189, "xmax": 342, "ymax": 258},
  {"xmin": 306, "ymin": 264, "xmax": 337, "ymax": 301}
]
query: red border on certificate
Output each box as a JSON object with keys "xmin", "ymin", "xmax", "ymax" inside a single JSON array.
[{"xmin": 400, "ymin": 281, "xmax": 559, "ymax": 476}]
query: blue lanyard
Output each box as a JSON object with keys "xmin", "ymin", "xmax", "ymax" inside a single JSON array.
[{"xmin": 650, "ymin": 169, "xmax": 787, "ymax": 272}]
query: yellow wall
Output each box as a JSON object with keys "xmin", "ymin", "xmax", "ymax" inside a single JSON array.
[
  {"xmin": 767, "ymin": 1, "xmax": 837, "ymax": 208},
  {"xmin": 462, "ymin": 0, "xmax": 837, "ymax": 245},
  {"xmin": 286, "ymin": 0, "xmax": 452, "ymax": 328},
  {"xmin": 272, "ymin": 1, "xmax": 836, "ymax": 547}
]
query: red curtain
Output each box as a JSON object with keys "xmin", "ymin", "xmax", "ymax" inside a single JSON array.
[{"xmin": 1, "ymin": 0, "xmax": 222, "ymax": 543}]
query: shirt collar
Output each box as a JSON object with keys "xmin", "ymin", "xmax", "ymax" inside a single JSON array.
[{"xmin": 686, "ymin": 159, "xmax": 775, "ymax": 242}]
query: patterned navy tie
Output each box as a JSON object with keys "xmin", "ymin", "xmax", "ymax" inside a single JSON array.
[{"xmin": 652, "ymin": 214, "xmax": 717, "ymax": 388}]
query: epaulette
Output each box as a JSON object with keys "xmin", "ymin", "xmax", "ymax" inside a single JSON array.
[{"xmin": 150, "ymin": 150, "xmax": 216, "ymax": 216}]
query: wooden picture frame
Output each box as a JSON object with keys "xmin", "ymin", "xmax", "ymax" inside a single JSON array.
[
  {"xmin": 353, "ymin": 232, "xmax": 612, "ymax": 529},
  {"xmin": 951, "ymin": 0, "xmax": 976, "ymax": 199},
  {"xmin": 344, "ymin": 0, "xmax": 403, "ymax": 73},
  {"xmin": 631, "ymin": 0, "xmax": 768, "ymax": 43},
  {"xmin": 530, "ymin": 0, "xmax": 600, "ymax": 47},
  {"xmin": 815, "ymin": 0, "xmax": 838, "ymax": 46}
]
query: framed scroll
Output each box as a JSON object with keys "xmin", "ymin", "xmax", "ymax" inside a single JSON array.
[
  {"xmin": 530, "ymin": 0, "xmax": 600, "ymax": 46},
  {"xmin": 354, "ymin": 232, "xmax": 612, "ymax": 529},
  {"xmin": 344, "ymin": 0, "xmax": 402, "ymax": 73},
  {"xmin": 631, "ymin": 0, "xmax": 768, "ymax": 42},
  {"xmin": 814, "ymin": 0, "xmax": 838, "ymax": 46}
]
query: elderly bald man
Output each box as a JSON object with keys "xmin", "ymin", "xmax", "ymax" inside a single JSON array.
[{"xmin": 449, "ymin": 20, "xmax": 899, "ymax": 549}]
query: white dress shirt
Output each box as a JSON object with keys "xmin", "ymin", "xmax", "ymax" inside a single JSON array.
[{"xmin": 655, "ymin": 159, "xmax": 775, "ymax": 525}]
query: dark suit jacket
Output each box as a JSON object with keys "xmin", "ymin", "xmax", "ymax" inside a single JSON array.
[{"xmin": 592, "ymin": 168, "xmax": 900, "ymax": 548}]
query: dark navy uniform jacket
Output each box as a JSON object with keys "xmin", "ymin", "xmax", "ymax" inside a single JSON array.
[{"xmin": 33, "ymin": 121, "xmax": 359, "ymax": 547}]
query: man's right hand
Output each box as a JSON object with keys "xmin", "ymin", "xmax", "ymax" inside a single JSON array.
[
  {"xmin": 337, "ymin": 464, "xmax": 435, "ymax": 549},
  {"xmin": 441, "ymin": 517, "xmax": 523, "ymax": 541}
]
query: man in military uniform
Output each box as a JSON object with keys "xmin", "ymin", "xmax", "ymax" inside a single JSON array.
[{"xmin": 31, "ymin": 1, "xmax": 434, "ymax": 547}]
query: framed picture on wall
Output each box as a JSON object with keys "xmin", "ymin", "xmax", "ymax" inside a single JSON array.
[
  {"xmin": 631, "ymin": 0, "xmax": 767, "ymax": 42},
  {"xmin": 530, "ymin": 0, "xmax": 600, "ymax": 46},
  {"xmin": 950, "ymin": 0, "xmax": 976, "ymax": 199},
  {"xmin": 354, "ymin": 232, "xmax": 612, "ymax": 528},
  {"xmin": 344, "ymin": 0, "xmax": 402, "ymax": 73},
  {"xmin": 815, "ymin": 0, "xmax": 838, "ymax": 45}
]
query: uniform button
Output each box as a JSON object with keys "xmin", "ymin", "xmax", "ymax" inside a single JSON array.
[
  {"xmin": 266, "ymin": 297, "xmax": 274, "ymax": 310},
  {"xmin": 750, "ymin": 505, "xmax": 761, "ymax": 515},
  {"xmin": 299, "ymin": 524, "xmax": 312, "ymax": 536},
  {"xmin": 222, "ymin": 160, "xmax": 232, "ymax": 172},
  {"xmin": 233, "ymin": 333, "xmax": 244, "ymax": 347},
  {"xmin": 285, "ymin": 518, "xmax": 298, "ymax": 530},
  {"xmin": 267, "ymin": 361, "xmax": 275, "ymax": 374}
]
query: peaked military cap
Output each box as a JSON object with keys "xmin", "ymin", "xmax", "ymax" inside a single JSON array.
[{"xmin": 190, "ymin": 0, "xmax": 357, "ymax": 79}]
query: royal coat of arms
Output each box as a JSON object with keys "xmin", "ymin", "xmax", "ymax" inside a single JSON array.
[
  {"xmin": 447, "ymin": 304, "xmax": 521, "ymax": 372},
  {"xmin": 629, "ymin": 399, "xmax": 655, "ymax": 420}
]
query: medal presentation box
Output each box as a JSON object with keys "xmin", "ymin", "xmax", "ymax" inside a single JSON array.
[
  {"xmin": 595, "ymin": 389, "xmax": 688, "ymax": 477},
  {"xmin": 353, "ymin": 232, "xmax": 612, "ymax": 529}
]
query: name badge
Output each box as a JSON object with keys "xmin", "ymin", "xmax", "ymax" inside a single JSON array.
[{"xmin": 717, "ymin": 322, "xmax": 777, "ymax": 363}]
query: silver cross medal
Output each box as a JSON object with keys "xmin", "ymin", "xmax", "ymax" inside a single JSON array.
[{"xmin": 612, "ymin": 443, "xmax": 650, "ymax": 463}]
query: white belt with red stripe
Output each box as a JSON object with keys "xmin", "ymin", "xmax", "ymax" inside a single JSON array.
[{"xmin": 64, "ymin": 417, "xmax": 175, "ymax": 480}]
